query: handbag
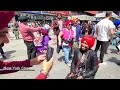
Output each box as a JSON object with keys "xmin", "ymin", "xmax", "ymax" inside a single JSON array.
[{"xmin": 57, "ymin": 45, "xmax": 62, "ymax": 54}]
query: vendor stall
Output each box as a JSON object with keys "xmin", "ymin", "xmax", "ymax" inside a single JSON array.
[{"xmin": 72, "ymin": 15, "xmax": 96, "ymax": 21}]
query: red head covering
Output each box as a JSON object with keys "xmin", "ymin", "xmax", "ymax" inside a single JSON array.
[
  {"xmin": 41, "ymin": 28, "xmax": 48, "ymax": 35},
  {"xmin": 81, "ymin": 35, "xmax": 95, "ymax": 48},
  {"xmin": 65, "ymin": 20, "xmax": 72, "ymax": 26},
  {"xmin": 0, "ymin": 11, "xmax": 15, "ymax": 30}
]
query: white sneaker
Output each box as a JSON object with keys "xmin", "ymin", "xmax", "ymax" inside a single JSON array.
[
  {"xmin": 99, "ymin": 62, "xmax": 107, "ymax": 65},
  {"xmin": 67, "ymin": 63, "xmax": 71, "ymax": 67}
]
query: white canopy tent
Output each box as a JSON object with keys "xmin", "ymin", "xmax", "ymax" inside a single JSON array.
[
  {"xmin": 72, "ymin": 15, "xmax": 96, "ymax": 21},
  {"xmin": 95, "ymin": 11, "xmax": 119, "ymax": 19}
]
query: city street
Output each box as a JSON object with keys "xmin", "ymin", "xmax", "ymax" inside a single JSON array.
[{"xmin": 0, "ymin": 30, "xmax": 120, "ymax": 79}]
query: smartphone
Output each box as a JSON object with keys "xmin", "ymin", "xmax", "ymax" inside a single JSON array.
[{"xmin": 46, "ymin": 47, "xmax": 54, "ymax": 61}]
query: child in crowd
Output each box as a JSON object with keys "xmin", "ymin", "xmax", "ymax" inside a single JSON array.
[{"xmin": 35, "ymin": 28, "xmax": 51, "ymax": 55}]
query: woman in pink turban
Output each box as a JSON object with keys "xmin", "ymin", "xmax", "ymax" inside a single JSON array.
[
  {"xmin": 58, "ymin": 20, "xmax": 74, "ymax": 67},
  {"xmin": 66, "ymin": 35, "xmax": 98, "ymax": 79}
]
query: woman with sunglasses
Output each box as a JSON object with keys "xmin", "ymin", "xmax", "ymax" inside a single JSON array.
[{"xmin": 58, "ymin": 20, "xmax": 74, "ymax": 66}]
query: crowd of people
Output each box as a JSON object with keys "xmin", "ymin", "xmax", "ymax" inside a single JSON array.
[{"xmin": 0, "ymin": 11, "xmax": 119, "ymax": 79}]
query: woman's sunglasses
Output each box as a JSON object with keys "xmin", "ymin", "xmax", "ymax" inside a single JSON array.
[{"xmin": 68, "ymin": 24, "xmax": 72, "ymax": 26}]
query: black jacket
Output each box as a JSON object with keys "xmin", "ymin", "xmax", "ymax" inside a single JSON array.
[{"xmin": 70, "ymin": 48, "xmax": 98, "ymax": 79}]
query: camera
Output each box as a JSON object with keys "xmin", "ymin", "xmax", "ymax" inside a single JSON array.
[
  {"xmin": 46, "ymin": 47, "xmax": 54, "ymax": 61},
  {"xmin": 67, "ymin": 39, "xmax": 73, "ymax": 43},
  {"xmin": 63, "ymin": 39, "xmax": 73, "ymax": 44}
]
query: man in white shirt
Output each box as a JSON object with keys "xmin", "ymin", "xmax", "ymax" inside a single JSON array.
[
  {"xmin": 95, "ymin": 11, "xmax": 115, "ymax": 63},
  {"xmin": 72, "ymin": 22, "xmax": 77, "ymax": 41}
]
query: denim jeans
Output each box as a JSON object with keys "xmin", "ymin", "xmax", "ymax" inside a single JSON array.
[{"xmin": 62, "ymin": 45, "xmax": 71, "ymax": 64}]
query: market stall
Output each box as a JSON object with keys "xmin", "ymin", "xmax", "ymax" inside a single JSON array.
[
  {"xmin": 95, "ymin": 11, "xmax": 119, "ymax": 19},
  {"xmin": 72, "ymin": 15, "xmax": 96, "ymax": 21}
]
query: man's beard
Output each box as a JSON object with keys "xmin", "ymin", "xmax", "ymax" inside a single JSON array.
[
  {"xmin": 80, "ymin": 47, "xmax": 90, "ymax": 53},
  {"xmin": 80, "ymin": 48, "xmax": 86, "ymax": 53}
]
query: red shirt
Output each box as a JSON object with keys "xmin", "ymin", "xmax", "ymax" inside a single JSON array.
[{"xmin": 19, "ymin": 23, "xmax": 41, "ymax": 42}]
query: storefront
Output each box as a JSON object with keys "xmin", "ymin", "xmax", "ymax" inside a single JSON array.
[
  {"xmin": 40, "ymin": 11, "xmax": 70, "ymax": 24},
  {"xmin": 16, "ymin": 11, "xmax": 70, "ymax": 25},
  {"xmin": 41, "ymin": 11, "xmax": 71, "ymax": 16},
  {"xmin": 95, "ymin": 12, "xmax": 120, "ymax": 22}
]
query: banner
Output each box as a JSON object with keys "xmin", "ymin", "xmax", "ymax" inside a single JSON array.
[{"xmin": 42, "ymin": 11, "xmax": 71, "ymax": 16}]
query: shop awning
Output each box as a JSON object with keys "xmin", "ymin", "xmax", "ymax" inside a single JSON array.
[
  {"xmin": 85, "ymin": 11, "xmax": 97, "ymax": 15},
  {"xmin": 42, "ymin": 11, "xmax": 71, "ymax": 16},
  {"xmin": 95, "ymin": 12, "xmax": 119, "ymax": 19},
  {"xmin": 72, "ymin": 15, "xmax": 96, "ymax": 21}
]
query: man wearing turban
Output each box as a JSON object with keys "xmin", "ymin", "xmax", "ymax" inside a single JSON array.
[{"xmin": 66, "ymin": 35, "xmax": 98, "ymax": 79}]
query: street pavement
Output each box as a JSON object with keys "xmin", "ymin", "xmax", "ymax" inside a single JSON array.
[{"xmin": 0, "ymin": 30, "xmax": 120, "ymax": 79}]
